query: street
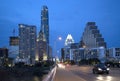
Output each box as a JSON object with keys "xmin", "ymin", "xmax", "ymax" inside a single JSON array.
[
  {"xmin": 54, "ymin": 65, "xmax": 120, "ymax": 81},
  {"xmin": 54, "ymin": 66, "xmax": 85, "ymax": 81}
]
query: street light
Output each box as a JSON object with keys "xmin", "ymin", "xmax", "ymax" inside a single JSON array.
[
  {"xmin": 58, "ymin": 37, "xmax": 62, "ymax": 40},
  {"xmin": 53, "ymin": 36, "xmax": 62, "ymax": 62}
]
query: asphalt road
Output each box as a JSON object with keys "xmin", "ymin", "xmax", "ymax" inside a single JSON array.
[
  {"xmin": 54, "ymin": 65, "xmax": 120, "ymax": 81},
  {"xmin": 54, "ymin": 67, "xmax": 85, "ymax": 81}
]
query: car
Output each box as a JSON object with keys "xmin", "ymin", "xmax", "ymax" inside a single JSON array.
[{"xmin": 92, "ymin": 63, "xmax": 110, "ymax": 74}]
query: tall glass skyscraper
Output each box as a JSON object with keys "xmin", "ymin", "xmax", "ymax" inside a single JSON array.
[
  {"xmin": 41, "ymin": 5, "xmax": 49, "ymax": 44},
  {"xmin": 37, "ymin": 5, "xmax": 50, "ymax": 60},
  {"xmin": 36, "ymin": 30, "xmax": 47, "ymax": 61}
]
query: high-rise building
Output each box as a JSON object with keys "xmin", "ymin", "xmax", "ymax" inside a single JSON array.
[
  {"xmin": 65, "ymin": 34, "xmax": 74, "ymax": 46},
  {"xmin": 64, "ymin": 34, "xmax": 75, "ymax": 60},
  {"xmin": 19, "ymin": 24, "xmax": 36, "ymax": 64},
  {"xmin": 81, "ymin": 22, "xmax": 107, "ymax": 48},
  {"xmin": 37, "ymin": 5, "xmax": 50, "ymax": 60},
  {"xmin": 41, "ymin": 5, "xmax": 49, "ymax": 44},
  {"xmin": 36, "ymin": 30, "xmax": 47, "ymax": 61}
]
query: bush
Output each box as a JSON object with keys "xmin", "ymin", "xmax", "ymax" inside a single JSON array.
[
  {"xmin": 0, "ymin": 70, "xmax": 11, "ymax": 81},
  {"xmin": 33, "ymin": 68, "xmax": 43, "ymax": 76},
  {"xmin": 34, "ymin": 62, "xmax": 42, "ymax": 67},
  {"xmin": 15, "ymin": 62, "xmax": 25, "ymax": 68},
  {"xmin": 42, "ymin": 60, "xmax": 54, "ymax": 67}
]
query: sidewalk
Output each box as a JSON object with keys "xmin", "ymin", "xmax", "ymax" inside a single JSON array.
[{"xmin": 53, "ymin": 67, "xmax": 85, "ymax": 81}]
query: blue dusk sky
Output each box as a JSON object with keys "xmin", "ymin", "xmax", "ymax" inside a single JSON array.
[{"xmin": 0, "ymin": 0, "xmax": 120, "ymax": 50}]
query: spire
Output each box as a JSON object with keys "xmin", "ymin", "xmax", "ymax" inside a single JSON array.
[{"xmin": 12, "ymin": 28, "xmax": 15, "ymax": 36}]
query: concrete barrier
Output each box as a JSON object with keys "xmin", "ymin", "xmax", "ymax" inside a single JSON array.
[{"xmin": 42, "ymin": 66, "xmax": 57, "ymax": 81}]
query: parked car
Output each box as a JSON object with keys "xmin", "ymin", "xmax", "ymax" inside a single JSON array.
[{"xmin": 93, "ymin": 63, "xmax": 110, "ymax": 74}]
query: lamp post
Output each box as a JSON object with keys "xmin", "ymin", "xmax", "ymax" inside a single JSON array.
[{"xmin": 53, "ymin": 36, "xmax": 62, "ymax": 62}]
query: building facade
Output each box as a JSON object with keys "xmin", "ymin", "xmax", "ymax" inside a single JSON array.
[
  {"xmin": 81, "ymin": 22, "xmax": 106, "ymax": 48},
  {"xmin": 38, "ymin": 5, "xmax": 50, "ymax": 60},
  {"xmin": 70, "ymin": 48, "xmax": 85, "ymax": 63},
  {"xmin": 69, "ymin": 47, "xmax": 106, "ymax": 63},
  {"xmin": 9, "ymin": 36, "xmax": 19, "ymax": 58},
  {"xmin": 0, "ymin": 48, "xmax": 8, "ymax": 66},
  {"xmin": 36, "ymin": 30, "xmax": 47, "ymax": 61},
  {"xmin": 41, "ymin": 5, "xmax": 49, "ymax": 44},
  {"xmin": 19, "ymin": 24, "xmax": 36, "ymax": 64},
  {"xmin": 63, "ymin": 34, "xmax": 75, "ymax": 61},
  {"xmin": 108, "ymin": 48, "xmax": 120, "ymax": 62},
  {"xmin": 65, "ymin": 34, "xmax": 74, "ymax": 46}
]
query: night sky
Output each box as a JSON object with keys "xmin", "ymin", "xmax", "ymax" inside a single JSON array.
[{"xmin": 0, "ymin": 0, "xmax": 120, "ymax": 51}]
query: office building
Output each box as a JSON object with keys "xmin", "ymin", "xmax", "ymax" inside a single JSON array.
[
  {"xmin": 41, "ymin": 5, "xmax": 49, "ymax": 44},
  {"xmin": 65, "ymin": 34, "xmax": 74, "ymax": 46},
  {"xmin": 64, "ymin": 34, "xmax": 75, "ymax": 60},
  {"xmin": 37, "ymin": 5, "xmax": 50, "ymax": 60},
  {"xmin": 108, "ymin": 48, "xmax": 120, "ymax": 62},
  {"xmin": 36, "ymin": 30, "xmax": 47, "ymax": 61}
]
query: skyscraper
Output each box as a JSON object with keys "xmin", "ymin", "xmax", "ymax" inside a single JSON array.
[
  {"xmin": 19, "ymin": 24, "xmax": 36, "ymax": 63},
  {"xmin": 37, "ymin": 5, "xmax": 49, "ymax": 60},
  {"xmin": 41, "ymin": 5, "xmax": 49, "ymax": 44},
  {"xmin": 65, "ymin": 34, "xmax": 74, "ymax": 46},
  {"xmin": 64, "ymin": 34, "xmax": 75, "ymax": 60},
  {"xmin": 81, "ymin": 22, "xmax": 106, "ymax": 48},
  {"xmin": 36, "ymin": 30, "xmax": 47, "ymax": 61}
]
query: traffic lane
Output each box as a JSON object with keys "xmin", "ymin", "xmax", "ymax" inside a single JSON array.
[
  {"xmin": 67, "ymin": 65, "xmax": 120, "ymax": 81},
  {"xmin": 70, "ymin": 70, "xmax": 119, "ymax": 81},
  {"xmin": 54, "ymin": 67, "xmax": 86, "ymax": 81}
]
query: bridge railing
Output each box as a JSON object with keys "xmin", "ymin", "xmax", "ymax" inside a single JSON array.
[{"xmin": 42, "ymin": 66, "xmax": 57, "ymax": 81}]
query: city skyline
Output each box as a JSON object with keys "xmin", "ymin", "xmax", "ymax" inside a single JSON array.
[{"xmin": 0, "ymin": 0, "xmax": 120, "ymax": 50}]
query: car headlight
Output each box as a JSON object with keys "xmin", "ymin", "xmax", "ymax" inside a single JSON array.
[
  {"xmin": 98, "ymin": 68, "xmax": 102, "ymax": 71},
  {"xmin": 107, "ymin": 68, "xmax": 110, "ymax": 70}
]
